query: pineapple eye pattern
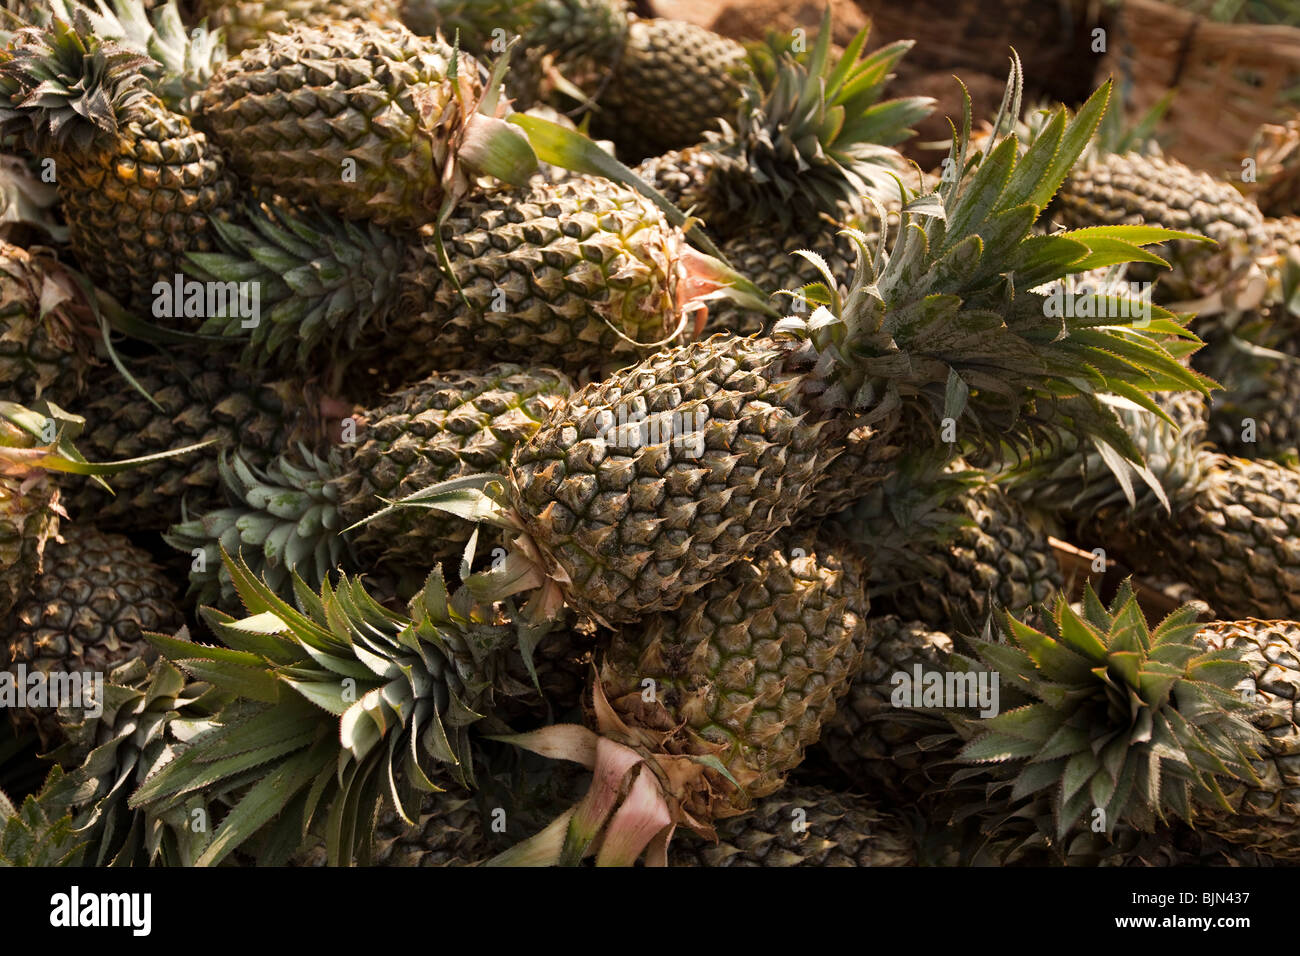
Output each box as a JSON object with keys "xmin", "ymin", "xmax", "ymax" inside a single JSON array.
[{"xmin": 0, "ymin": 0, "xmax": 1295, "ymax": 876}]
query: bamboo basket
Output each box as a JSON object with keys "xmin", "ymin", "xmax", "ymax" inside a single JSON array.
[{"xmin": 1102, "ymin": 0, "xmax": 1300, "ymax": 176}]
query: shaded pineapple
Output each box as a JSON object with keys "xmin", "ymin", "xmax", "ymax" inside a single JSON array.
[
  {"xmin": 199, "ymin": 0, "xmax": 403, "ymax": 52},
  {"xmin": 833, "ymin": 465, "xmax": 1062, "ymax": 632},
  {"xmin": 3, "ymin": 525, "xmax": 181, "ymax": 750},
  {"xmin": 587, "ymin": 15, "xmax": 747, "ymax": 160},
  {"xmin": 815, "ymin": 616, "xmax": 956, "ymax": 802},
  {"xmin": 0, "ymin": 13, "xmax": 238, "ymax": 315},
  {"xmin": 494, "ymin": 527, "xmax": 872, "ymax": 865},
  {"xmin": 0, "ymin": 239, "xmax": 99, "ymax": 403},
  {"xmin": 1019, "ymin": 391, "xmax": 1300, "ymax": 621},
  {"xmin": 668, "ymin": 785, "xmax": 916, "ymax": 867},
  {"xmin": 372, "ymin": 793, "xmax": 491, "ymax": 866},
  {"xmin": 62, "ymin": 351, "xmax": 313, "ymax": 530}
]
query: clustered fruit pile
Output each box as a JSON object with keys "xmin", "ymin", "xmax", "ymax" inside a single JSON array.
[{"xmin": 0, "ymin": 0, "xmax": 1297, "ymax": 868}]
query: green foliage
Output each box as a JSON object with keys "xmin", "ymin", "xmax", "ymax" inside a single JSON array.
[
  {"xmin": 949, "ymin": 581, "xmax": 1265, "ymax": 839},
  {"xmin": 130, "ymin": 554, "xmax": 525, "ymax": 865}
]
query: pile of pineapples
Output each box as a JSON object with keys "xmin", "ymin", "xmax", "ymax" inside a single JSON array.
[{"xmin": 0, "ymin": 0, "xmax": 1297, "ymax": 868}]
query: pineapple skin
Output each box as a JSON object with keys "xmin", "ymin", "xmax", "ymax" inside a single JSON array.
[
  {"xmin": 589, "ymin": 17, "xmax": 746, "ymax": 161},
  {"xmin": 336, "ymin": 364, "xmax": 573, "ymax": 568},
  {"xmin": 1054, "ymin": 151, "xmax": 1263, "ymax": 242},
  {"xmin": 1093, "ymin": 454, "xmax": 1300, "ymax": 621},
  {"xmin": 509, "ymin": 334, "xmax": 843, "ymax": 625},
  {"xmin": 1052, "ymin": 151, "xmax": 1266, "ymax": 300},
  {"xmin": 3, "ymin": 526, "xmax": 181, "ymax": 750},
  {"xmin": 667, "ymin": 785, "xmax": 916, "ymax": 867},
  {"xmin": 598, "ymin": 528, "xmax": 869, "ymax": 822},
  {"xmin": 202, "ymin": 0, "xmax": 403, "ymax": 53},
  {"xmin": 802, "ymin": 424, "xmax": 901, "ymax": 520},
  {"xmin": 0, "ymin": 240, "xmax": 96, "ymax": 402},
  {"xmin": 198, "ymin": 21, "xmax": 483, "ymax": 227},
  {"xmin": 406, "ymin": 177, "xmax": 694, "ymax": 379},
  {"xmin": 866, "ymin": 481, "xmax": 1062, "ymax": 629},
  {"xmin": 1192, "ymin": 619, "xmax": 1300, "ymax": 859},
  {"xmin": 61, "ymin": 352, "xmax": 308, "ymax": 530},
  {"xmin": 54, "ymin": 96, "xmax": 237, "ymax": 317},
  {"xmin": 371, "ymin": 794, "xmax": 491, "ymax": 866},
  {"xmin": 817, "ymin": 617, "xmax": 954, "ymax": 802}
]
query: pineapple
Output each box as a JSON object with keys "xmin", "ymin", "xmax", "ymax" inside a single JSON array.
[
  {"xmin": 196, "ymin": 20, "xmax": 535, "ymax": 229},
  {"xmin": 2, "ymin": 525, "xmax": 181, "ymax": 749},
  {"xmin": 1055, "ymin": 151, "xmax": 1263, "ymax": 245},
  {"xmin": 60, "ymin": 350, "xmax": 315, "ymax": 530},
  {"xmin": 1019, "ymin": 391, "xmax": 1300, "ymax": 621},
  {"xmin": 165, "ymin": 363, "xmax": 572, "ymax": 608},
  {"xmin": 0, "ymin": 12, "xmax": 238, "ymax": 315},
  {"xmin": 833, "ymin": 464, "xmax": 1063, "ymax": 632},
  {"xmin": 396, "ymin": 71, "xmax": 1211, "ymax": 628},
  {"xmin": 495, "ymin": 526, "xmax": 871, "ymax": 865},
  {"xmin": 0, "ymin": 239, "xmax": 99, "ymax": 402},
  {"xmin": 198, "ymin": 0, "xmax": 403, "ymax": 52},
  {"xmin": 667, "ymin": 785, "xmax": 916, "ymax": 867},
  {"xmin": 1191, "ymin": 247, "xmax": 1300, "ymax": 463},
  {"xmin": 422, "ymin": 2, "xmax": 749, "ymax": 159},
  {"xmin": 815, "ymin": 616, "xmax": 956, "ymax": 802},
  {"xmin": 406, "ymin": 176, "xmax": 732, "ymax": 377},
  {"xmin": 947, "ymin": 584, "xmax": 1300, "ymax": 861},
  {"xmin": 631, "ymin": 16, "xmax": 930, "ymax": 243},
  {"xmin": 631, "ymin": 15, "xmax": 927, "ymax": 339},
  {"xmin": 191, "ymin": 177, "xmax": 742, "ymax": 382},
  {"xmin": 1051, "ymin": 149, "xmax": 1267, "ymax": 302},
  {"xmin": 587, "ymin": 15, "xmax": 747, "ymax": 160},
  {"xmin": 370, "ymin": 792, "xmax": 489, "ymax": 866}
]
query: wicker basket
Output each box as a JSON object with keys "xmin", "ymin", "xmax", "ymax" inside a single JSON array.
[{"xmin": 1102, "ymin": 0, "xmax": 1300, "ymax": 176}]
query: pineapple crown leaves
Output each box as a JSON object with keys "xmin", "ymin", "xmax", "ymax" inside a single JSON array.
[
  {"xmin": 131, "ymin": 552, "xmax": 524, "ymax": 866},
  {"xmin": 0, "ymin": 768, "xmax": 87, "ymax": 866},
  {"xmin": 40, "ymin": 655, "xmax": 231, "ymax": 866},
  {"xmin": 951, "ymin": 580, "xmax": 1266, "ymax": 840},
  {"xmin": 831, "ymin": 452, "xmax": 982, "ymax": 575},
  {"xmin": 704, "ymin": 8, "xmax": 935, "ymax": 228},
  {"xmin": 162, "ymin": 446, "xmax": 352, "ymax": 613},
  {"xmin": 1002, "ymin": 390, "xmax": 1209, "ymax": 520},
  {"xmin": 410, "ymin": 0, "xmax": 631, "ymax": 63},
  {"xmin": 16, "ymin": 0, "xmax": 228, "ymax": 114},
  {"xmin": 187, "ymin": 198, "xmax": 406, "ymax": 371},
  {"xmin": 771, "ymin": 55, "xmax": 1215, "ymax": 463},
  {"xmin": 0, "ymin": 11, "xmax": 157, "ymax": 151}
]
